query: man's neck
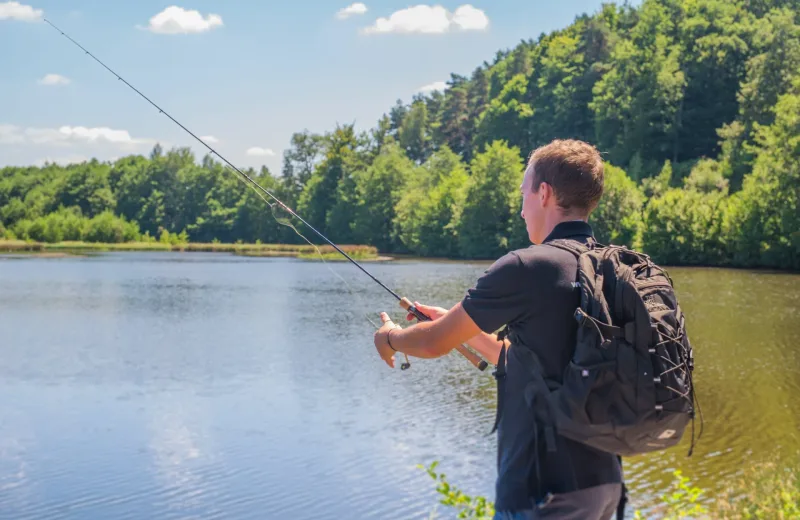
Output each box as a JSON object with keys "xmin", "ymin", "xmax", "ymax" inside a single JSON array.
[{"xmin": 542, "ymin": 212, "xmax": 587, "ymax": 240}]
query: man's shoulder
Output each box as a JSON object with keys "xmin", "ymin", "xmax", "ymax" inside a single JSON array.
[{"xmin": 507, "ymin": 242, "xmax": 580, "ymax": 267}]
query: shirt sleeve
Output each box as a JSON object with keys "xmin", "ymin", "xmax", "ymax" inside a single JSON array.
[{"xmin": 461, "ymin": 252, "xmax": 533, "ymax": 334}]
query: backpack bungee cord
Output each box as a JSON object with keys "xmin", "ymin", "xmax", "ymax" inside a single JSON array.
[{"xmin": 42, "ymin": 18, "xmax": 488, "ymax": 373}]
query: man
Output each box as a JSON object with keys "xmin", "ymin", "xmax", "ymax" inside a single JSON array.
[{"xmin": 373, "ymin": 139, "xmax": 624, "ymax": 519}]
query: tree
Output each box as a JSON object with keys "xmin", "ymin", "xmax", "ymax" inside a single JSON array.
[
  {"xmin": 590, "ymin": 164, "xmax": 645, "ymax": 248},
  {"xmin": 398, "ymin": 100, "xmax": 433, "ymax": 163},
  {"xmin": 473, "ymin": 75, "xmax": 533, "ymax": 155},
  {"xmin": 717, "ymin": 8, "xmax": 800, "ymax": 190},
  {"xmin": 297, "ymin": 125, "xmax": 359, "ymax": 235},
  {"xmin": 349, "ymin": 143, "xmax": 416, "ymax": 252},
  {"xmin": 458, "ymin": 141, "xmax": 525, "ymax": 259},
  {"xmin": 726, "ymin": 75, "xmax": 800, "ymax": 269},
  {"xmin": 281, "ymin": 130, "xmax": 325, "ymax": 196},
  {"xmin": 395, "ymin": 146, "xmax": 469, "ymax": 257}
]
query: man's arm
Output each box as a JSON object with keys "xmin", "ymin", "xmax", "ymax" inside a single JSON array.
[
  {"xmin": 374, "ymin": 302, "xmax": 507, "ymax": 366},
  {"xmin": 373, "ymin": 251, "xmax": 527, "ymax": 369}
]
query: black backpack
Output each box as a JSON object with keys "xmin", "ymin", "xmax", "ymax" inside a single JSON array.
[{"xmin": 494, "ymin": 239, "xmax": 701, "ymax": 457}]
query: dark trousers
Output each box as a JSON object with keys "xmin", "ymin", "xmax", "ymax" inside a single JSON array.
[{"xmin": 492, "ymin": 483, "xmax": 623, "ymax": 520}]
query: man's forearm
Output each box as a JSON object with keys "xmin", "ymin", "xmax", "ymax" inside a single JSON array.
[
  {"xmin": 388, "ymin": 320, "xmax": 450, "ymax": 359},
  {"xmin": 380, "ymin": 302, "xmax": 505, "ymax": 366},
  {"xmin": 389, "ymin": 321, "xmax": 506, "ymax": 365}
]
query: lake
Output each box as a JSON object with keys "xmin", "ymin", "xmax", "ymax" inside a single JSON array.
[{"xmin": 0, "ymin": 252, "xmax": 798, "ymax": 519}]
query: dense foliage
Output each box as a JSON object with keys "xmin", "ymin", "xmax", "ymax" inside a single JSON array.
[{"xmin": 2, "ymin": 0, "xmax": 797, "ymax": 269}]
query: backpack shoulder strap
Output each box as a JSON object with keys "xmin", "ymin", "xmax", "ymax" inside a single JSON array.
[{"xmin": 545, "ymin": 238, "xmax": 593, "ymax": 259}]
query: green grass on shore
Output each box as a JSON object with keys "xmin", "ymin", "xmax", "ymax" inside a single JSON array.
[{"xmin": 0, "ymin": 240, "xmax": 381, "ymax": 260}]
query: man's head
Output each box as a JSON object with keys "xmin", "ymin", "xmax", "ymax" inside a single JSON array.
[{"xmin": 520, "ymin": 139, "xmax": 604, "ymax": 244}]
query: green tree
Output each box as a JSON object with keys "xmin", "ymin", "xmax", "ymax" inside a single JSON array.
[
  {"xmin": 727, "ymin": 75, "xmax": 800, "ymax": 269},
  {"xmin": 717, "ymin": 8, "xmax": 800, "ymax": 190},
  {"xmin": 297, "ymin": 125, "xmax": 359, "ymax": 234},
  {"xmin": 349, "ymin": 143, "xmax": 416, "ymax": 252},
  {"xmin": 473, "ymin": 74, "xmax": 533, "ymax": 154},
  {"xmin": 590, "ymin": 164, "xmax": 645, "ymax": 248},
  {"xmin": 395, "ymin": 146, "xmax": 469, "ymax": 257},
  {"xmin": 398, "ymin": 100, "xmax": 433, "ymax": 163},
  {"xmin": 458, "ymin": 141, "xmax": 525, "ymax": 259}
]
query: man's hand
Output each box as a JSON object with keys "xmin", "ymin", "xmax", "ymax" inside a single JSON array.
[
  {"xmin": 374, "ymin": 311, "xmax": 400, "ymax": 368},
  {"xmin": 406, "ymin": 301, "xmax": 448, "ymax": 322}
]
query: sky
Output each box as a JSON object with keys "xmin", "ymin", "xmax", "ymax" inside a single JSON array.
[{"xmin": 0, "ymin": 0, "xmax": 627, "ymax": 174}]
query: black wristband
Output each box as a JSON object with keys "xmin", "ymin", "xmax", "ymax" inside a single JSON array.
[{"xmin": 387, "ymin": 328, "xmax": 398, "ymax": 351}]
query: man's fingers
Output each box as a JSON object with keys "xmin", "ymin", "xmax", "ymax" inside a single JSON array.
[
  {"xmin": 413, "ymin": 302, "xmax": 432, "ymax": 319},
  {"xmin": 415, "ymin": 301, "xmax": 430, "ymax": 313},
  {"xmin": 379, "ymin": 311, "xmax": 393, "ymax": 325}
]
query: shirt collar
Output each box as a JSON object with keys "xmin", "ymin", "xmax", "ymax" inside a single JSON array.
[{"xmin": 542, "ymin": 220, "xmax": 594, "ymax": 243}]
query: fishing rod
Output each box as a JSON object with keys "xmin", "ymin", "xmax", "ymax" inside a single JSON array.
[{"xmin": 43, "ymin": 18, "xmax": 488, "ymax": 373}]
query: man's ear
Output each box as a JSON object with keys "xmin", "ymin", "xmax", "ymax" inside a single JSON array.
[{"xmin": 539, "ymin": 181, "xmax": 552, "ymax": 206}]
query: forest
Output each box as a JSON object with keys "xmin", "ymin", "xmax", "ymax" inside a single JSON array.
[{"xmin": 1, "ymin": 0, "xmax": 798, "ymax": 269}]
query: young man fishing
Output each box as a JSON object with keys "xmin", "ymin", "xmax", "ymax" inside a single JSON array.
[{"xmin": 373, "ymin": 139, "xmax": 624, "ymax": 519}]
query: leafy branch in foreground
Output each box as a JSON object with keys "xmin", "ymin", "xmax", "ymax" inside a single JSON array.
[
  {"xmin": 422, "ymin": 458, "xmax": 800, "ymax": 520},
  {"xmin": 419, "ymin": 461, "xmax": 495, "ymax": 520}
]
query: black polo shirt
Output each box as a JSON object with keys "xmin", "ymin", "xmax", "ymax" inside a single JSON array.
[{"xmin": 462, "ymin": 221, "xmax": 622, "ymax": 511}]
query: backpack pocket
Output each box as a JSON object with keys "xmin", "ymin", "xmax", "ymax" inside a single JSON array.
[{"xmin": 557, "ymin": 360, "xmax": 617, "ymax": 426}]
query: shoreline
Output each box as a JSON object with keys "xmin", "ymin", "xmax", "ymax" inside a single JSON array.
[
  {"xmin": 0, "ymin": 240, "xmax": 388, "ymax": 261},
  {"xmin": 2, "ymin": 240, "xmax": 797, "ymax": 272}
]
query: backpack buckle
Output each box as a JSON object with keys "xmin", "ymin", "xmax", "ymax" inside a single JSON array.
[{"xmin": 574, "ymin": 308, "xmax": 587, "ymax": 326}]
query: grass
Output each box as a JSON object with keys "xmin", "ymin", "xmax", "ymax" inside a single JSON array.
[{"xmin": 0, "ymin": 239, "xmax": 381, "ymax": 260}]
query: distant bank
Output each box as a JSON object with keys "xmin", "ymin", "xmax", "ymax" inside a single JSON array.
[{"xmin": 0, "ymin": 240, "xmax": 387, "ymax": 261}]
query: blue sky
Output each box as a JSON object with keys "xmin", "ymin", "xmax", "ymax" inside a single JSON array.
[{"xmin": 1, "ymin": 0, "xmax": 626, "ymax": 174}]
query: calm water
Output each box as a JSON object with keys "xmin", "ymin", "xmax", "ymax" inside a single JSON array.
[{"xmin": 0, "ymin": 252, "xmax": 798, "ymax": 519}]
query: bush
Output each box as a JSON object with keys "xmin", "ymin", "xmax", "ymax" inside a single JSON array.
[
  {"xmin": 83, "ymin": 211, "xmax": 140, "ymax": 243},
  {"xmin": 10, "ymin": 208, "xmax": 87, "ymax": 243},
  {"xmin": 642, "ymin": 188, "xmax": 732, "ymax": 265},
  {"xmin": 158, "ymin": 228, "xmax": 189, "ymax": 246}
]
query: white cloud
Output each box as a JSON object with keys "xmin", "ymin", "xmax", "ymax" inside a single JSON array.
[
  {"xmin": 451, "ymin": 5, "xmax": 489, "ymax": 31},
  {"xmin": 200, "ymin": 135, "xmax": 219, "ymax": 144},
  {"xmin": 37, "ymin": 73, "xmax": 71, "ymax": 86},
  {"xmin": 0, "ymin": 124, "xmax": 154, "ymax": 148},
  {"xmin": 336, "ymin": 3, "xmax": 367, "ymax": 20},
  {"xmin": 246, "ymin": 147, "xmax": 275, "ymax": 157},
  {"xmin": 0, "ymin": 124, "xmax": 24, "ymax": 144},
  {"xmin": 362, "ymin": 4, "xmax": 489, "ymax": 35},
  {"xmin": 143, "ymin": 6, "xmax": 223, "ymax": 34},
  {"xmin": 0, "ymin": 1, "xmax": 43, "ymax": 22},
  {"xmin": 417, "ymin": 81, "xmax": 448, "ymax": 94}
]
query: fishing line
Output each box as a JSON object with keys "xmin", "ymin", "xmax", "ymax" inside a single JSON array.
[
  {"xmin": 43, "ymin": 18, "xmax": 488, "ymax": 372},
  {"xmin": 42, "ymin": 18, "xmax": 397, "ymax": 351},
  {"xmin": 244, "ymin": 174, "xmax": 382, "ymax": 330}
]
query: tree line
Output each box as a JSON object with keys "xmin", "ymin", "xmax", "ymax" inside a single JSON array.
[{"xmin": 1, "ymin": 0, "xmax": 797, "ymax": 269}]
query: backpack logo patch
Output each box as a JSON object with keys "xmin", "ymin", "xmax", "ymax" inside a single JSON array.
[{"xmin": 644, "ymin": 295, "xmax": 670, "ymax": 313}]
